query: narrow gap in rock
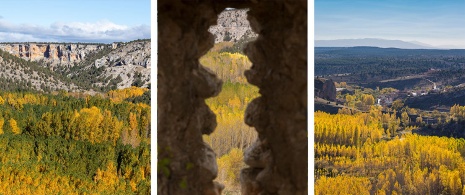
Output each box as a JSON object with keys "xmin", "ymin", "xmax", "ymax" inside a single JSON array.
[{"xmin": 199, "ymin": 7, "xmax": 258, "ymax": 194}]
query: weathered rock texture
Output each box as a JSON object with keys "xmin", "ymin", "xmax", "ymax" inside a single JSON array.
[
  {"xmin": 0, "ymin": 43, "xmax": 105, "ymax": 67},
  {"xmin": 315, "ymin": 78, "xmax": 337, "ymax": 101},
  {"xmin": 158, "ymin": 0, "xmax": 307, "ymax": 194},
  {"xmin": 208, "ymin": 9, "xmax": 257, "ymax": 43},
  {"xmin": 88, "ymin": 41, "xmax": 151, "ymax": 88}
]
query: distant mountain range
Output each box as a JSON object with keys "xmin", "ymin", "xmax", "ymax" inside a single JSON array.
[{"xmin": 315, "ymin": 38, "xmax": 441, "ymax": 49}]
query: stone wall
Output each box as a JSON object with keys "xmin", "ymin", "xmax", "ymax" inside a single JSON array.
[
  {"xmin": 158, "ymin": 0, "xmax": 307, "ymax": 194},
  {"xmin": 242, "ymin": 1, "xmax": 308, "ymax": 194}
]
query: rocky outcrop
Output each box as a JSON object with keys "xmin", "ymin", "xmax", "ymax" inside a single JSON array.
[
  {"xmin": 0, "ymin": 43, "xmax": 105, "ymax": 67},
  {"xmin": 208, "ymin": 9, "xmax": 257, "ymax": 43},
  {"xmin": 158, "ymin": 0, "xmax": 307, "ymax": 195},
  {"xmin": 315, "ymin": 78, "xmax": 337, "ymax": 101},
  {"xmin": 95, "ymin": 41, "xmax": 151, "ymax": 68},
  {"xmin": 90, "ymin": 40, "xmax": 151, "ymax": 89}
]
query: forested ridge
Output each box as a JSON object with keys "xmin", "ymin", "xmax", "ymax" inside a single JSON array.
[
  {"xmin": 315, "ymin": 47, "xmax": 465, "ymax": 87},
  {"xmin": 0, "ymin": 87, "xmax": 151, "ymax": 194}
]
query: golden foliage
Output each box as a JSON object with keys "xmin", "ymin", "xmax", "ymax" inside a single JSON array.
[
  {"xmin": 9, "ymin": 118, "xmax": 21, "ymax": 134},
  {"xmin": 0, "ymin": 117, "xmax": 3, "ymax": 135},
  {"xmin": 315, "ymin": 109, "xmax": 465, "ymax": 194},
  {"xmin": 315, "ymin": 175, "xmax": 371, "ymax": 195},
  {"xmin": 107, "ymin": 86, "xmax": 148, "ymax": 103},
  {"xmin": 200, "ymin": 52, "xmax": 252, "ymax": 84},
  {"xmin": 217, "ymin": 148, "xmax": 245, "ymax": 188}
]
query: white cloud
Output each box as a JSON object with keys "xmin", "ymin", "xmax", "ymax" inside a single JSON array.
[{"xmin": 0, "ymin": 19, "xmax": 150, "ymax": 43}]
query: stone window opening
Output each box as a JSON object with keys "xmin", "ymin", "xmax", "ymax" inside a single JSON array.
[
  {"xmin": 158, "ymin": 1, "xmax": 307, "ymax": 194},
  {"xmin": 201, "ymin": 7, "xmax": 259, "ymax": 194}
]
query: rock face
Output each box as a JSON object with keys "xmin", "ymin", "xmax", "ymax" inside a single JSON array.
[
  {"xmin": 315, "ymin": 78, "xmax": 337, "ymax": 101},
  {"xmin": 158, "ymin": 1, "xmax": 223, "ymax": 194},
  {"xmin": 242, "ymin": 1, "xmax": 307, "ymax": 194},
  {"xmin": 0, "ymin": 43, "xmax": 105, "ymax": 67},
  {"xmin": 89, "ymin": 41, "xmax": 151, "ymax": 89},
  {"xmin": 208, "ymin": 9, "xmax": 257, "ymax": 43},
  {"xmin": 158, "ymin": 0, "xmax": 307, "ymax": 195}
]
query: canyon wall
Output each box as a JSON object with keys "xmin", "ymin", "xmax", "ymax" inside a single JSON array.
[{"xmin": 0, "ymin": 43, "xmax": 105, "ymax": 67}]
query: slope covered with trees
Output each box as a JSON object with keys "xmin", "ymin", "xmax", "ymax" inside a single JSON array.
[
  {"xmin": 200, "ymin": 42, "xmax": 259, "ymax": 193},
  {"xmin": 315, "ymin": 105, "xmax": 465, "ymax": 195},
  {"xmin": 0, "ymin": 87, "xmax": 151, "ymax": 194}
]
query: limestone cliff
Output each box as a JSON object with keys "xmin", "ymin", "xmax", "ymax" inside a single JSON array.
[{"xmin": 0, "ymin": 43, "xmax": 105, "ymax": 67}]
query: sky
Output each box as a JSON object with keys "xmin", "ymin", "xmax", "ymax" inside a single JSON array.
[
  {"xmin": 315, "ymin": 0, "xmax": 465, "ymax": 48},
  {"xmin": 0, "ymin": 0, "xmax": 150, "ymax": 43}
]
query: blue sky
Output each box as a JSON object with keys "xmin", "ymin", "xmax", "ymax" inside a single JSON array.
[
  {"xmin": 0, "ymin": 0, "xmax": 150, "ymax": 43},
  {"xmin": 315, "ymin": 0, "xmax": 465, "ymax": 48}
]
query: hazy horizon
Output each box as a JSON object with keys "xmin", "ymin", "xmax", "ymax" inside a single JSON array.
[{"xmin": 315, "ymin": 0, "xmax": 465, "ymax": 49}]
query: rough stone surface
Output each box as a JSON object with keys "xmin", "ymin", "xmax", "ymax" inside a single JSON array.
[
  {"xmin": 243, "ymin": 1, "xmax": 308, "ymax": 194},
  {"xmin": 158, "ymin": 1, "xmax": 224, "ymax": 194},
  {"xmin": 208, "ymin": 9, "xmax": 257, "ymax": 43},
  {"xmin": 240, "ymin": 168, "xmax": 262, "ymax": 195},
  {"xmin": 89, "ymin": 41, "xmax": 151, "ymax": 89},
  {"xmin": 158, "ymin": 0, "xmax": 307, "ymax": 194},
  {"xmin": 315, "ymin": 78, "xmax": 337, "ymax": 101},
  {"xmin": 243, "ymin": 139, "xmax": 270, "ymax": 169}
]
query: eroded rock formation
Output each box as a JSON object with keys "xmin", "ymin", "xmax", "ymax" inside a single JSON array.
[
  {"xmin": 0, "ymin": 43, "xmax": 105, "ymax": 66},
  {"xmin": 315, "ymin": 78, "xmax": 337, "ymax": 101},
  {"xmin": 208, "ymin": 9, "xmax": 257, "ymax": 43},
  {"xmin": 158, "ymin": 0, "xmax": 307, "ymax": 194}
]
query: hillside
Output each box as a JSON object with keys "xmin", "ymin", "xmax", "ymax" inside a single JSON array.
[
  {"xmin": 0, "ymin": 49, "xmax": 78, "ymax": 92},
  {"xmin": 0, "ymin": 40, "xmax": 151, "ymax": 92},
  {"xmin": 0, "ymin": 88, "xmax": 151, "ymax": 194}
]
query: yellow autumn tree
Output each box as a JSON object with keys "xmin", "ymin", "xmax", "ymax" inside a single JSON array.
[
  {"xmin": 217, "ymin": 148, "xmax": 245, "ymax": 188},
  {"xmin": 74, "ymin": 106, "xmax": 103, "ymax": 143},
  {"xmin": 9, "ymin": 118, "xmax": 20, "ymax": 134},
  {"xmin": 0, "ymin": 117, "xmax": 4, "ymax": 135}
]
